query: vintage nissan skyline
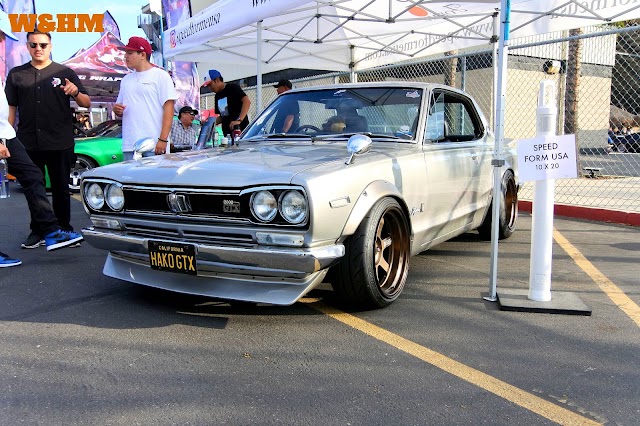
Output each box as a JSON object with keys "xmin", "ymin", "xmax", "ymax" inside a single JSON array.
[{"xmin": 80, "ymin": 82, "xmax": 518, "ymax": 309}]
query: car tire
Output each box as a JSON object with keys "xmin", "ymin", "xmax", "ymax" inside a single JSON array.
[
  {"xmin": 332, "ymin": 197, "xmax": 410, "ymax": 309},
  {"xmin": 70, "ymin": 155, "xmax": 98, "ymax": 192},
  {"xmin": 478, "ymin": 169, "xmax": 518, "ymax": 240},
  {"xmin": 616, "ymin": 143, "xmax": 627, "ymax": 153}
]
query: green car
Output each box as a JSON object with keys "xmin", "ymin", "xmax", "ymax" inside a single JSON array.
[
  {"xmin": 46, "ymin": 117, "xmax": 204, "ymax": 191},
  {"xmin": 44, "ymin": 133, "xmax": 123, "ymax": 191}
]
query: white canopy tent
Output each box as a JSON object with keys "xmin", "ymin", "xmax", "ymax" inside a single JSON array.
[
  {"xmin": 164, "ymin": 0, "xmax": 640, "ymax": 300},
  {"xmin": 165, "ymin": 0, "xmax": 640, "ymax": 80}
]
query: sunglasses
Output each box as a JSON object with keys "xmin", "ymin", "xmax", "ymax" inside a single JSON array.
[
  {"xmin": 188, "ymin": 112, "xmax": 196, "ymax": 116},
  {"xmin": 27, "ymin": 42, "xmax": 50, "ymax": 49}
]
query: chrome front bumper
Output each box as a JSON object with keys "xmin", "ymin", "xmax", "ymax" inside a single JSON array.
[{"xmin": 82, "ymin": 227, "xmax": 345, "ymax": 305}]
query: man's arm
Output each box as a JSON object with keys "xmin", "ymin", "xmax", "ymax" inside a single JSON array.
[
  {"xmin": 155, "ymin": 99, "xmax": 175, "ymax": 155},
  {"xmin": 0, "ymin": 143, "xmax": 9, "ymax": 159},
  {"xmin": 239, "ymin": 95, "xmax": 251, "ymax": 122},
  {"xmin": 282, "ymin": 114, "xmax": 294, "ymax": 133},
  {"xmin": 8, "ymin": 106, "xmax": 16, "ymax": 127},
  {"xmin": 74, "ymin": 92, "xmax": 91, "ymax": 108},
  {"xmin": 62, "ymin": 77, "xmax": 91, "ymax": 108},
  {"xmin": 229, "ymin": 95, "xmax": 251, "ymax": 130}
]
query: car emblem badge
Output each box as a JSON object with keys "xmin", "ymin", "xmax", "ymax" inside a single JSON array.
[
  {"xmin": 167, "ymin": 193, "xmax": 191, "ymax": 213},
  {"xmin": 223, "ymin": 199, "xmax": 240, "ymax": 213}
]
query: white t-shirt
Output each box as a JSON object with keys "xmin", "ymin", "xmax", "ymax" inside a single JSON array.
[
  {"xmin": 0, "ymin": 89, "xmax": 17, "ymax": 140},
  {"xmin": 116, "ymin": 67, "xmax": 177, "ymax": 152}
]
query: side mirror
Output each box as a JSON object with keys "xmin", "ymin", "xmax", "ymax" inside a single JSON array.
[
  {"xmin": 132, "ymin": 137, "xmax": 157, "ymax": 160},
  {"xmin": 345, "ymin": 134, "xmax": 372, "ymax": 165}
]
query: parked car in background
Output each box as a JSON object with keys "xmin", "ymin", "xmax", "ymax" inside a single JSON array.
[
  {"xmin": 68, "ymin": 132, "xmax": 123, "ymax": 190},
  {"xmin": 609, "ymin": 131, "xmax": 640, "ymax": 153},
  {"xmin": 80, "ymin": 82, "xmax": 519, "ymax": 309},
  {"xmin": 75, "ymin": 119, "xmax": 122, "ymax": 138},
  {"xmin": 44, "ymin": 130, "xmax": 123, "ymax": 191}
]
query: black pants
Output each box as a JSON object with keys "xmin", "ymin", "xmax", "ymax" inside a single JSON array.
[
  {"xmin": 5, "ymin": 137, "xmax": 59, "ymax": 236},
  {"xmin": 25, "ymin": 147, "xmax": 74, "ymax": 232}
]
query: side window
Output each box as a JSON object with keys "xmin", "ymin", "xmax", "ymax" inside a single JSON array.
[
  {"xmin": 426, "ymin": 92, "xmax": 445, "ymax": 141},
  {"xmin": 426, "ymin": 90, "xmax": 483, "ymax": 142}
]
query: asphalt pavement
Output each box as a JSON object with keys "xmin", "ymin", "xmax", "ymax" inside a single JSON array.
[{"xmin": 0, "ymin": 185, "xmax": 638, "ymax": 425}]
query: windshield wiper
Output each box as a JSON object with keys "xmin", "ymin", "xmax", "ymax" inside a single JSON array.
[
  {"xmin": 243, "ymin": 133, "xmax": 312, "ymax": 141},
  {"xmin": 311, "ymin": 132, "xmax": 403, "ymax": 142},
  {"xmin": 263, "ymin": 133, "xmax": 312, "ymax": 138}
]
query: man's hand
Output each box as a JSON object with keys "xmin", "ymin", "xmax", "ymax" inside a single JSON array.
[
  {"xmin": 113, "ymin": 103, "xmax": 126, "ymax": 117},
  {"xmin": 229, "ymin": 120, "xmax": 241, "ymax": 131},
  {"xmin": 155, "ymin": 140, "xmax": 168, "ymax": 155},
  {"xmin": 0, "ymin": 144, "xmax": 10, "ymax": 159},
  {"xmin": 61, "ymin": 78, "xmax": 79, "ymax": 97}
]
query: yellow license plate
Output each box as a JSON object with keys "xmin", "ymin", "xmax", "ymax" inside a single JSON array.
[{"xmin": 148, "ymin": 241, "xmax": 197, "ymax": 275}]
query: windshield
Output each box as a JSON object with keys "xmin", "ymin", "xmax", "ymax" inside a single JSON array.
[{"xmin": 244, "ymin": 87, "xmax": 423, "ymax": 140}]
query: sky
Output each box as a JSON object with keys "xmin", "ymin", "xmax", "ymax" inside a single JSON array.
[{"xmin": 33, "ymin": 0, "xmax": 149, "ymax": 62}]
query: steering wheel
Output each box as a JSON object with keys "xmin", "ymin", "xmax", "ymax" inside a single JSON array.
[{"xmin": 295, "ymin": 125, "xmax": 321, "ymax": 134}]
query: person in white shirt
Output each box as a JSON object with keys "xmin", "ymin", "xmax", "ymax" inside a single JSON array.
[{"xmin": 113, "ymin": 37, "xmax": 177, "ymax": 160}]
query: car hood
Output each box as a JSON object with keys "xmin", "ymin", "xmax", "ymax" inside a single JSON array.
[
  {"xmin": 83, "ymin": 143, "xmax": 357, "ymax": 187},
  {"xmin": 75, "ymin": 136, "xmax": 122, "ymax": 144}
]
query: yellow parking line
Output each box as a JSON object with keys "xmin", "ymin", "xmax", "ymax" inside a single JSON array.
[
  {"xmin": 553, "ymin": 229, "xmax": 640, "ymax": 328},
  {"xmin": 309, "ymin": 301, "xmax": 599, "ymax": 426}
]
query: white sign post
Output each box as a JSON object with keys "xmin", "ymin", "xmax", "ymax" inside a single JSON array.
[{"xmin": 516, "ymin": 81, "xmax": 577, "ymax": 302}]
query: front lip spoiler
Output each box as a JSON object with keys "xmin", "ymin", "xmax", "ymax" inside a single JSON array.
[
  {"xmin": 103, "ymin": 253, "xmax": 329, "ymax": 305},
  {"xmin": 82, "ymin": 227, "xmax": 345, "ymax": 305},
  {"xmin": 82, "ymin": 227, "xmax": 345, "ymax": 278}
]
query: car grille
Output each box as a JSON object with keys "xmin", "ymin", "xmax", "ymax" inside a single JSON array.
[
  {"xmin": 112, "ymin": 185, "xmax": 307, "ymax": 228},
  {"xmin": 123, "ymin": 187, "xmax": 250, "ymax": 218},
  {"xmin": 124, "ymin": 223, "xmax": 255, "ymax": 246}
]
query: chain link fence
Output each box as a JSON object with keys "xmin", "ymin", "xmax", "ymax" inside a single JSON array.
[{"xmin": 202, "ymin": 23, "xmax": 640, "ymax": 213}]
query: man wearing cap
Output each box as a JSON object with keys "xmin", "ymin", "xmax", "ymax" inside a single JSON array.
[
  {"xmin": 202, "ymin": 70, "xmax": 250, "ymax": 134},
  {"xmin": 5, "ymin": 29, "xmax": 91, "ymax": 247},
  {"xmin": 113, "ymin": 36, "xmax": 177, "ymax": 160},
  {"xmin": 0, "ymin": 12, "xmax": 84, "ymax": 266},
  {"xmin": 272, "ymin": 79, "xmax": 299, "ymax": 134},
  {"xmin": 170, "ymin": 106, "xmax": 199, "ymax": 151}
]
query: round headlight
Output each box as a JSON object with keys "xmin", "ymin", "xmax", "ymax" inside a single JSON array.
[
  {"xmin": 279, "ymin": 191, "xmax": 307, "ymax": 224},
  {"xmin": 251, "ymin": 190, "xmax": 277, "ymax": 222},
  {"xmin": 85, "ymin": 183, "xmax": 104, "ymax": 210},
  {"xmin": 105, "ymin": 184, "xmax": 125, "ymax": 211}
]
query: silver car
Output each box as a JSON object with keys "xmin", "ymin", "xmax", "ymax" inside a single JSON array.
[{"xmin": 80, "ymin": 82, "xmax": 518, "ymax": 309}]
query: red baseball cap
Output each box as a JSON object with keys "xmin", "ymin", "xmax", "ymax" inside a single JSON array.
[{"xmin": 118, "ymin": 36, "xmax": 152, "ymax": 56}]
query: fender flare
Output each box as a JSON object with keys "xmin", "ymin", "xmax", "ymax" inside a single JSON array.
[{"xmin": 340, "ymin": 180, "xmax": 412, "ymax": 239}]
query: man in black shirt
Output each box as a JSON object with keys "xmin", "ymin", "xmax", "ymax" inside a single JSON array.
[
  {"xmin": 272, "ymin": 79, "xmax": 299, "ymax": 133},
  {"xmin": 202, "ymin": 69, "xmax": 250, "ymax": 135},
  {"xmin": 5, "ymin": 30, "xmax": 91, "ymax": 248}
]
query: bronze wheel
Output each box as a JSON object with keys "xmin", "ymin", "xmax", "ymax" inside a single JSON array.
[{"xmin": 332, "ymin": 198, "xmax": 410, "ymax": 309}]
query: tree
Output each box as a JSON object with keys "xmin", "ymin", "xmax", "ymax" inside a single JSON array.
[{"xmin": 564, "ymin": 28, "xmax": 583, "ymax": 135}]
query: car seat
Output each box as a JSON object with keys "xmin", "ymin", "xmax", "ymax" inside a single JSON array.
[{"xmin": 342, "ymin": 109, "xmax": 368, "ymax": 132}]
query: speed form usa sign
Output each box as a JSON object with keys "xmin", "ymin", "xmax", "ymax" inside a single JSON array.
[{"xmin": 516, "ymin": 134, "xmax": 578, "ymax": 182}]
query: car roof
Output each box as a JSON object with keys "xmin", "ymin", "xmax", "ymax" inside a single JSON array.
[{"xmin": 284, "ymin": 81, "xmax": 467, "ymax": 96}]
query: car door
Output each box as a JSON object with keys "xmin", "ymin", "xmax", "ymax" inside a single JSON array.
[{"xmin": 417, "ymin": 89, "xmax": 489, "ymax": 247}]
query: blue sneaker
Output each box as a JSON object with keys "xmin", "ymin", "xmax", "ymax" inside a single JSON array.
[
  {"xmin": 44, "ymin": 230, "xmax": 84, "ymax": 252},
  {"xmin": 0, "ymin": 251, "xmax": 22, "ymax": 267}
]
